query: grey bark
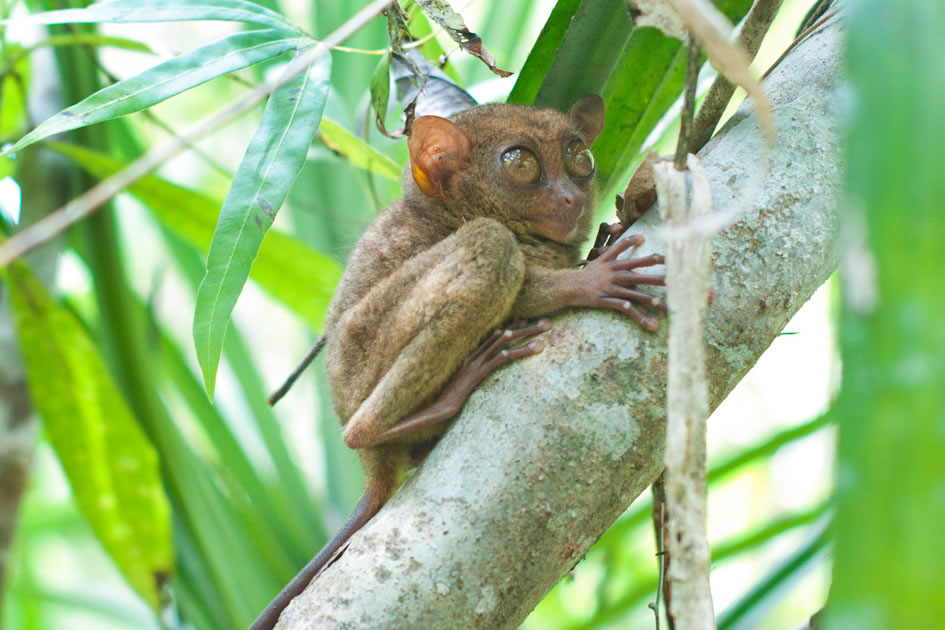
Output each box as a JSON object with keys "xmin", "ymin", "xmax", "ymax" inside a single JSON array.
[{"xmin": 279, "ymin": 16, "xmax": 844, "ymax": 630}]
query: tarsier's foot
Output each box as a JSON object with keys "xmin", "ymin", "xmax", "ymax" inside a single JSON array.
[
  {"xmin": 369, "ymin": 320, "xmax": 553, "ymax": 445},
  {"xmin": 432, "ymin": 320, "xmax": 554, "ymax": 420},
  {"xmin": 455, "ymin": 319, "xmax": 554, "ymax": 395},
  {"xmin": 578, "ymin": 233, "xmax": 667, "ymax": 331}
]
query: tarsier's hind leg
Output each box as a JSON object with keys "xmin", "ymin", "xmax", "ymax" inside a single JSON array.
[
  {"xmin": 340, "ymin": 218, "xmax": 539, "ymax": 449},
  {"xmin": 357, "ymin": 318, "xmax": 553, "ymax": 447}
]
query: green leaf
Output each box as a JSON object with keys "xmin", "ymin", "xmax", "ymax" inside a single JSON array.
[
  {"xmin": 44, "ymin": 140, "xmax": 341, "ymax": 332},
  {"xmin": 718, "ymin": 527, "xmax": 829, "ymax": 630},
  {"xmin": 830, "ymin": 2, "xmax": 945, "ymax": 627},
  {"xmin": 1, "ymin": 44, "xmax": 31, "ymax": 139},
  {"xmin": 319, "ymin": 117, "xmax": 401, "ymax": 181},
  {"xmin": 370, "ymin": 52, "xmax": 391, "ymax": 133},
  {"xmin": 7, "ymin": 0, "xmax": 301, "ymax": 34},
  {"xmin": 506, "ymin": 0, "xmax": 582, "ymax": 106},
  {"xmin": 36, "ymin": 32, "xmax": 154, "ymax": 54},
  {"xmin": 194, "ymin": 52, "xmax": 331, "ymax": 397},
  {"xmin": 5, "ymin": 259, "xmax": 173, "ymax": 610},
  {"xmin": 3, "ymin": 29, "xmax": 308, "ymax": 157},
  {"xmin": 594, "ymin": 0, "xmax": 752, "ymax": 193}
]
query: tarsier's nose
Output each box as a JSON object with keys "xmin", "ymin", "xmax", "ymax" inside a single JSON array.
[{"xmin": 553, "ymin": 182, "xmax": 586, "ymax": 211}]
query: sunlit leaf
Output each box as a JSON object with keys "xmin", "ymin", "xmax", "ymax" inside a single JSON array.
[
  {"xmin": 5, "ymin": 258, "xmax": 173, "ymax": 610},
  {"xmin": 44, "ymin": 140, "xmax": 341, "ymax": 333},
  {"xmin": 370, "ymin": 52, "xmax": 392, "ymax": 134},
  {"xmin": 3, "ymin": 29, "xmax": 308, "ymax": 157},
  {"xmin": 0, "ymin": 44, "xmax": 30, "ymax": 139},
  {"xmin": 507, "ymin": 0, "xmax": 581, "ymax": 106},
  {"xmin": 6, "ymin": 0, "xmax": 302, "ymax": 34},
  {"xmin": 38, "ymin": 32, "xmax": 154, "ymax": 54},
  {"xmin": 319, "ymin": 117, "xmax": 401, "ymax": 182},
  {"xmin": 194, "ymin": 53, "xmax": 331, "ymax": 397}
]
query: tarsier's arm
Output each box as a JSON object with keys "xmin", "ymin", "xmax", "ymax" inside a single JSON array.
[{"xmin": 512, "ymin": 235, "xmax": 666, "ymax": 331}]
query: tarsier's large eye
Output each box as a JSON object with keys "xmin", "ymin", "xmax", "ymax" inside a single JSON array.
[
  {"xmin": 501, "ymin": 147, "xmax": 541, "ymax": 183},
  {"xmin": 564, "ymin": 139, "xmax": 595, "ymax": 178}
]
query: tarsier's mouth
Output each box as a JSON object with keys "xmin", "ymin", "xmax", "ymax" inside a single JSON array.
[{"xmin": 526, "ymin": 202, "xmax": 585, "ymax": 243}]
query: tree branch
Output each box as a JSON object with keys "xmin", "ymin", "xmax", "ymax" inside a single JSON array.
[{"xmin": 277, "ymin": 15, "xmax": 844, "ymax": 629}]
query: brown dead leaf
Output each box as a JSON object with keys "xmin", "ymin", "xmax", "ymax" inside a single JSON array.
[
  {"xmin": 618, "ymin": 152, "xmax": 660, "ymax": 226},
  {"xmin": 416, "ymin": 0, "xmax": 512, "ymax": 77}
]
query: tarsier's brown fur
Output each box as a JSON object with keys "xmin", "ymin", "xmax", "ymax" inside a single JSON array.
[{"xmin": 251, "ymin": 96, "xmax": 665, "ymax": 630}]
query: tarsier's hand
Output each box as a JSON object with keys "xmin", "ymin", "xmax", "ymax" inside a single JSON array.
[
  {"xmin": 577, "ymin": 233, "xmax": 666, "ymax": 331},
  {"xmin": 586, "ymin": 221, "xmax": 625, "ymax": 261}
]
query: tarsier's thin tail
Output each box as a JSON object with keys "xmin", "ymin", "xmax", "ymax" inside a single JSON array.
[{"xmin": 249, "ymin": 488, "xmax": 384, "ymax": 630}]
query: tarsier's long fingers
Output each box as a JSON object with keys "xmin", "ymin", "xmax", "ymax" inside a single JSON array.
[
  {"xmin": 613, "ymin": 271, "xmax": 665, "ymax": 286},
  {"xmin": 611, "ymin": 253, "xmax": 665, "ymax": 270},
  {"xmin": 598, "ymin": 233, "xmax": 644, "ymax": 262},
  {"xmin": 591, "ymin": 222, "xmax": 612, "ymax": 251},
  {"xmin": 607, "ymin": 286, "xmax": 667, "ymax": 311},
  {"xmin": 461, "ymin": 319, "xmax": 552, "ymax": 384},
  {"xmin": 468, "ymin": 319, "xmax": 552, "ymax": 366},
  {"xmin": 587, "ymin": 223, "xmax": 631, "ymax": 261},
  {"xmin": 595, "ymin": 297, "xmax": 660, "ymax": 331}
]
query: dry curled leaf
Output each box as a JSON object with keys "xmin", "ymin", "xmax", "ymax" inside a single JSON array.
[
  {"xmin": 392, "ymin": 48, "xmax": 477, "ymax": 120},
  {"xmin": 416, "ymin": 0, "xmax": 512, "ymax": 77},
  {"xmin": 618, "ymin": 152, "xmax": 660, "ymax": 226}
]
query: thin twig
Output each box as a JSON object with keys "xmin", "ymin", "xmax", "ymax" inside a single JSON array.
[
  {"xmin": 691, "ymin": 0, "xmax": 784, "ymax": 152},
  {"xmin": 650, "ymin": 474, "xmax": 672, "ymax": 630},
  {"xmin": 674, "ymin": 35, "xmax": 700, "ymax": 171},
  {"xmin": 267, "ymin": 334, "xmax": 326, "ymax": 406},
  {"xmin": 0, "ymin": 0, "xmax": 394, "ymax": 267}
]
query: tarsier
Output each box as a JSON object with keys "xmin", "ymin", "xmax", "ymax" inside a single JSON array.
[{"xmin": 251, "ymin": 95, "xmax": 666, "ymax": 629}]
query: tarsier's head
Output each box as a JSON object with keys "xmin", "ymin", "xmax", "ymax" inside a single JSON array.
[{"xmin": 407, "ymin": 95, "xmax": 605, "ymax": 245}]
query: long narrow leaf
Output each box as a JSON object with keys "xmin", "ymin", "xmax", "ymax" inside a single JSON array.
[
  {"xmin": 44, "ymin": 141, "xmax": 341, "ymax": 331},
  {"xmin": 6, "ymin": 0, "xmax": 301, "ymax": 34},
  {"xmin": 4, "ymin": 29, "xmax": 308, "ymax": 157},
  {"xmin": 5, "ymin": 260, "xmax": 173, "ymax": 610},
  {"xmin": 319, "ymin": 117, "xmax": 401, "ymax": 182},
  {"xmin": 717, "ymin": 527, "xmax": 830, "ymax": 630},
  {"xmin": 194, "ymin": 52, "xmax": 331, "ymax": 397},
  {"xmin": 506, "ymin": 0, "xmax": 582, "ymax": 105}
]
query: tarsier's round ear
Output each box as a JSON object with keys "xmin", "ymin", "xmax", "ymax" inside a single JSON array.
[
  {"xmin": 568, "ymin": 95, "xmax": 605, "ymax": 145},
  {"xmin": 408, "ymin": 116, "xmax": 472, "ymax": 198}
]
